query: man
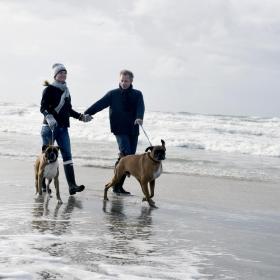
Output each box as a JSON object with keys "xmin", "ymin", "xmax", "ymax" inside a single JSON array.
[{"xmin": 84, "ymin": 70, "xmax": 145, "ymax": 194}]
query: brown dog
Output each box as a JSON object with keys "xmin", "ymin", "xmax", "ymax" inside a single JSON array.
[
  {"xmin": 104, "ymin": 139, "xmax": 166, "ymax": 207},
  {"xmin": 34, "ymin": 144, "xmax": 62, "ymax": 203}
]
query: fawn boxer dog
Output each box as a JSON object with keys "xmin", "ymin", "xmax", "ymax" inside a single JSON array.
[
  {"xmin": 34, "ymin": 144, "xmax": 62, "ymax": 203},
  {"xmin": 104, "ymin": 139, "xmax": 166, "ymax": 207}
]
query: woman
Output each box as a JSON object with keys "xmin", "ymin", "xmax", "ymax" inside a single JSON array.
[{"xmin": 40, "ymin": 63, "xmax": 92, "ymax": 195}]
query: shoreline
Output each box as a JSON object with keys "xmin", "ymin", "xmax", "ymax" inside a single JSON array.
[{"xmin": 1, "ymin": 156, "xmax": 279, "ymax": 212}]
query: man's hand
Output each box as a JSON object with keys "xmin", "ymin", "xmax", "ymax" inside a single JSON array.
[
  {"xmin": 80, "ymin": 114, "xmax": 93, "ymax": 122},
  {"xmin": 134, "ymin": 119, "xmax": 143, "ymax": 126},
  {"xmin": 45, "ymin": 114, "xmax": 57, "ymax": 130}
]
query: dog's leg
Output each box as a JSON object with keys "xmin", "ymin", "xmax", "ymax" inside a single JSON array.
[
  {"xmin": 35, "ymin": 173, "xmax": 39, "ymax": 195},
  {"xmin": 141, "ymin": 182, "xmax": 156, "ymax": 207},
  {"xmin": 104, "ymin": 167, "xmax": 124, "ymax": 200},
  {"xmin": 104, "ymin": 182, "xmax": 112, "ymax": 201},
  {"xmin": 38, "ymin": 172, "xmax": 44, "ymax": 195},
  {"xmin": 54, "ymin": 175, "xmax": 62, "ymax": 204},
  {"xmin": 46, "ymin": 179, "xmax": 52, "ymax": 199},
  {"xmin": 149, "ymin": 180, "xmax": 155, "ymax": 199},
  {"xmin": 104, "ymin": 177, "xmax": 118, "ymax": 200},
  {"xmin": 140, "ymin": 179, "xmax": 149, "ymax": 202},
  {"xmin": 34, "ymin": 162, "xmax": 39, "ymax": 195}
]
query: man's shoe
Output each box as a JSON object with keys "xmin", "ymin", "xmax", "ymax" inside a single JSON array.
[
  {"xmin": 119, "ymin": 185, "xmax": 130, "ymax": 195},
  {"xmin": 69, "ymin": 185, "xmax": 85, "ymax": 195},
  {"xmin": 113, "ymin": 174, "xmax": 130, "ymax": 195}
]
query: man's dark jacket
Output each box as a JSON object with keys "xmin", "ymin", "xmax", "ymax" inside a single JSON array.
[{"xmin": 85, "ymin": 85, "xmax": 145, "ymax": 135}]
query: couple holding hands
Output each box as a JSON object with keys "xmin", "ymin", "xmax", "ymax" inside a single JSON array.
[{"xmin": 40, "ymin": 63, "xmax": 145, "ymax": 196}]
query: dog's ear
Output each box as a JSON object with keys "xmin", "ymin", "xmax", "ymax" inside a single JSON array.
[
  {"xmin": 161, "ymin": 139, "xmax": 165, "ymax": 147},
  {"xmin": 145, "ymin": 146, "xmax": 153, "ymax": 152},
  {"xmin": 42, "ymin": 144, "xmax": 48, "ymax": 152}
]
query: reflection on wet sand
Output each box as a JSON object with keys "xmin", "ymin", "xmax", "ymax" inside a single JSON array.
[
  {"xmin": 102, "ymin": 196, "xmax": 156, "ymax": 260},
  {"xmin": 31, "ymin": 195, "xmax": 82, "ymax": 235}
]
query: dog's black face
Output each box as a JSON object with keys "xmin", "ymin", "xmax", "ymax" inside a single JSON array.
[
  {"xmin": 152, "ymin": 147, "xmax": 166, "ymax": 161},
  {"xmin": 42, "ymin": 145, "xmax": 59, "ymax": 163},
  {"xmin": 145, "ymin": 139, "xmax": 166, "ymax": 161}
]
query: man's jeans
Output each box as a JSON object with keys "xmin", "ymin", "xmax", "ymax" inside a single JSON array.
[
  {"xmin": 115, "ymin": 134, "xmax": 138, "ymax": 156},
  {"xmin": 41, "ymin": 125, "xmax": 72, "ymax": 163}
]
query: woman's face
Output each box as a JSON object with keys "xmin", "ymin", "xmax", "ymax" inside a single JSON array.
[{"xmin": 55, "ymin": 70, "xmax": 67, "ymax": 83}]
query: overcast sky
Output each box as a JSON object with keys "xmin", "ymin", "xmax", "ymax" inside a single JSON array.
[{"xmin": 0, "ymin": 0, "xmax": 280, "ymax": 117}]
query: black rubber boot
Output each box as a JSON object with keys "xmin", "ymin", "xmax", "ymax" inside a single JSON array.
[
  {"xmin": 64, "ymin": 164, "xmax": 85, "ymax": 195},
  {"xmin": 113, "ymin": 175, "xmax": 130, "ymax": 195}
]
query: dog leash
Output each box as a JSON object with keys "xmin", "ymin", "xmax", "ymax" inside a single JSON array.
[
  {"xmin": 51, "ymin": 129, "xmax": 54, "ymax": 145},
  {"xmin": 139, "ymin": 124, "xmax": 153, "ymax": 146}
]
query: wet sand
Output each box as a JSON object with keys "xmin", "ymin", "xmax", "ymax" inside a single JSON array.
[{"xmin": 0, "ymin": 158, "xmax": 280, "ymax": 279}]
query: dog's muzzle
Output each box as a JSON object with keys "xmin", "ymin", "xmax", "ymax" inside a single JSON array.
[
  {"xmin": 154, "ymin": 150, "xmax": 166, "ymax": 161},
  {"xmin": 47, "ymin": 151, "xmax": 58, "ymax": 163}
]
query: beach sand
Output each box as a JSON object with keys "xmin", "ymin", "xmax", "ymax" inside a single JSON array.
[{"xmin": 0, "ymin": 158, "xmax": 279, "ymax": 279}]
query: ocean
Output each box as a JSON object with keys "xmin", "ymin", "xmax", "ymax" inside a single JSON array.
[{"xmin": 1, "ymin": 102, "xmax": 279, "ymax": 182}]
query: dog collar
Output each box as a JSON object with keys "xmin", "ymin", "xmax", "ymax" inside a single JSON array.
[{"xmin": 148, "ymin": 153, "xmax": 161, "ymax": 163}]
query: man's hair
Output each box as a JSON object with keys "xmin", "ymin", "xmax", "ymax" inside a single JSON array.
[{"xmin": 120, "ymin": 69, "xmax": 134, "ymax": 80}]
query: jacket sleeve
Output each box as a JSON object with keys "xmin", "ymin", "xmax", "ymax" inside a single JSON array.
[
  {"xmin": 40, "ymin": 87, "xmax": 52, "ymax": 117},
  {"xmin": 136, "ymin": 91, "xmax": 145, "ymax": 120},
  {"xmin": 69, "ymin": 96, "xmax": 82, "ymax": 119},
  {"xmin": 70, "ymin": 108, "xmax": 82, "ymax": 119},
  {"xmin": 84, "ymin": 92, "xmax": 111, "ymax": 115}
]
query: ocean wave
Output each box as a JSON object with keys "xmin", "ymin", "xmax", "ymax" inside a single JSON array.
[
  {"xmin": 178, "ymin": 143, "xmax": 205, "ymax": 150},
  {"xmin": 1, "ymin": 102, "xmax": 280, "ymax": 157},
  {"xmin": 213, "ymin": 128, "xmax": 263, "ymax": 137}
]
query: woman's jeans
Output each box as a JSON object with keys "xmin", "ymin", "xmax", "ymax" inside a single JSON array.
[
  {"xmin": 115, "ymin": 134, "xmax": 138, "ymax": 156},
  {"xmin": 41, "ymin": 125, "xmax": 72, "ymax": 164}
]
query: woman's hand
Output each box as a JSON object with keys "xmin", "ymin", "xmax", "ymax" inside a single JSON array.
[
  {"xmin": 79, "ymin": 114, "xmax": 93, "ymax": 122},
  {"xmin": 45, "ymin": 114, "xmax": 57, "ymax": 130},
  {"xmin": 134, "ymin": 119, "xmax": 143, "ymax": 126}
]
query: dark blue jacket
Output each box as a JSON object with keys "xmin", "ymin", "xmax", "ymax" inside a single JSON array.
[{"xmin": 85, "ymin": 85, "xmax": 145, "ymax": 135}]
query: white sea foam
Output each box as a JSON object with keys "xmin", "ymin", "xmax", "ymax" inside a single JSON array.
[
  {"xmin": 0, "ymin": 271, "xmax": 33, "ymax": 280},
  {"xmin": 0, "ymin": 213, "xmax": 231, "ymax": 280},
  {"xmin": 1, "ymin": 102, "xmax": 280, "ymax": 181},
  {"xmin": 1, "ymin": 102, "xmax": 280, "ymax": 156}
]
